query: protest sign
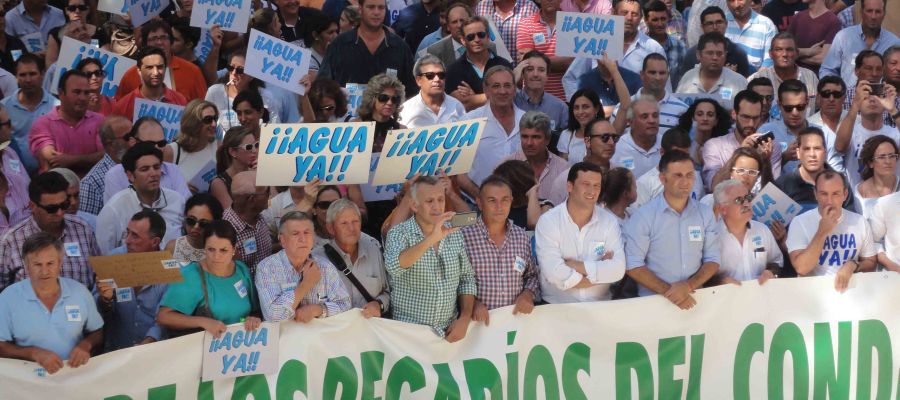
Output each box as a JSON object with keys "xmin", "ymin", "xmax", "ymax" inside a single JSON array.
[
  {"xmin": 371, "ymin": 119, "xmax": 486, "ymax": 185},
  {"xmin": 89, "ymin": 251, "xmax": 184, "ymax": 288},
  {"xmin": 360, "ymin": 154, "xmax": 402, "ymax": 202},
  {"xmin": 555, "ymin": 12, "xmax": 625, "ymax": 60},
  {"xmin": 128, "ymin": 0, "xmax": 170, "ymax": 27},
  {"xmin": 387, "ymin": 0, "xmax": 411, "ymax": 26},
  {"xmin": 188, "ymin": 159, "xmax": 218, "ymax": 192},
  {"xmin": 98, "ymin": 0, "xmax": 128, "ymax": 14},
  {"xmin": 751, "ymin": 182, "xmax": 803, "ymax": 227},
  {"xmin": 245, "ymin": 29, "xmax": 312, "ymax": 95},
  {"xmin": 486, "ymin": 19, "xmax": 513, "ymax": 62},
  {"xmin": 133, "ymin": 98, "xmax": 185, "ymax": 142},
  {"xmin": 202, "ymin": 323, "xmax": 280, "ymax": 381},
  {"xmin": 194, "ymin": 29, "xmax": 215, "ymax": 64},
  {"xmin": 21, "ymin": 32, "xmax": 44, "ymax": 53},
  {"xmin": 345, "ymin": 83, "xmax": 366, "ymax": 119},
  {"xmin": 190, "ymin": 0, "xmax": 251, "ymax": 33},
  {"xmin": 257, "ymin": 122, "xmax": 375, "ymax": 186},
  {"xmin": 4, "ymin": 273, "xmax": 900, "ymax": 399},
  {"xmin": 53, "ymin": 37, "xmax": 136, "ymax": 97}
]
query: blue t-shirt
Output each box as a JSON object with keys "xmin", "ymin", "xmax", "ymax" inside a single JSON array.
[{"xmin": 160, "ymin": 261, "xmax": 258, "ymax": 325}]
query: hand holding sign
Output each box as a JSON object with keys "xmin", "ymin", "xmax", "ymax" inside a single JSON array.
[
  {"xmin": 202, "ymin": 322, "xmax": 279, "ymax": 381},
  {"xmin": 190, "ymin": 0, "xmax": 252, "ymax": 33},
  {"xmin": 751, "ymin": 183, "xmax": 802, "ymax": 227},
  {"xmin": 245, "ymin": 29, "xmax": 312, "ymax": 95},
  {"xmin": 555, "ymin": 12, "xmax": 625, "ymax": 60}
]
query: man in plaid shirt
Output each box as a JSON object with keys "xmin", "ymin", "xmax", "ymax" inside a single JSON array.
[
  {"xmin": 461, "ymin": 176, "xmax": 538, "ymax": 325},
  {"xmin": 0, "ymin": 172, "xmax": 100, "ymax": 292},
  {"xmin": 384, "ymin": 176, "xmax": 476, "ymax": 342}
]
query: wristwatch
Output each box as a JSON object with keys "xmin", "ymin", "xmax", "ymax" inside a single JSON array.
[{"xmin": 375, "ymin": 299, "xmax": 386, "ymax": 313}]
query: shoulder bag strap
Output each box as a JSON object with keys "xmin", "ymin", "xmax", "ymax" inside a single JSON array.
[
  {"xmin": 323, "ymin": 244, "xmax": 375, "ymax": 303},
  {"xmin": 196, "ymin": 265, "xmax": 213, "ymax": 318}
]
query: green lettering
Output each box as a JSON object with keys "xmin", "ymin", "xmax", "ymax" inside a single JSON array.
[
  {"xmin": 148, "ymin": 385, "xmax": 176, "ymax": 400},
  {"xmin": 616, "ymin": 342, "xmax": 654, "ymax": 400},
  {"xmin": 464, "ymin": 359, "xmax": 503, "ymax": 399},
  {"xmin": 231, "ymin": 375, "xmax": 271, "ymax": 400},
  {"xmin": 523, "ymin": 345, "xmax": 560, "ymax": 400},
  {"xmin": 561, "ymin": 342, "xmax": 590, "ymax": 400},
  {"xmin": 323, "ymin": 356, "xmax": 358, "ymax": 400},
  {"xmin": 857, "ymin": 319, "xmax": 893, "ymax": 400},
  {"xmin": 507, "ymin": 332, "xmax": 519, "ymax": 400},
  {"xmin": 813, "ymin": 322, "xmax": 851, "ymax": 400},
  {"xmin": 658, "ymin": 337, "xmax": 685, "ymax": 400},
  {"xmin": 768, "ymin": 323, "xmax": 809, "ymax": 400},
  {"xmin": 433, "ymin": 363, "xmax": 461, "ymax": 400},
  {"xmin": 733, "ymin": 323, "xmax": 764, "ymax": 400},
  {"xmin": 686, "ymin": 334, "xmax": 704, "ymax": 400},
  {"xmin": 360, "ymin": 351, "xmax": 385, "ymax": 400},
  {"xmin": 385, "ymin": 356, "xmax": 426, "ymax": 400},
  {"xmin": 276, "ymin": 360, "xmax": 307, "ymax": 400}
]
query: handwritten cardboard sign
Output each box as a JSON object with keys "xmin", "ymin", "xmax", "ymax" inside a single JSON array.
[
  {"xmin": 257, "ymin": 122, "xmax": 375, "ymax": 185},
  {"xmin": 89, "ymin": 251, "xmax": 184, "ymax": 288},
  {"xmin": 133, "ymin": 98, "xmax": 185, "ymax": 142},
  {"xmin": 751, "ymin": 183, "xmax": 802, "ymax": 227},
  {"xmin": 245, "ymin": 29, "xmax": 312, "ymax": 95},
  {"xmin": 555, "ymin": 12, "xmax": 625, "ymax": 60},
  {"xmin": 202, "ymin": 323, "xmax": 279, "ymax": 381},
  {"xmin": 53, "ymin": 37, "xmax": 136, "ymax": 97},
  {"xmin": 190, "ymin": 0, "xmax": 251, "ymax": 33},
  {"xmin": 371, "ymin": 119, "xmax": 486, "ymax": 185},
  {"xmin": 129, "ymin": 0, "xmax": 170, "ymax": 27}
]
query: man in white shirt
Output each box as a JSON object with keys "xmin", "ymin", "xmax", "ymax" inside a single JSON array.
[
  {"xmin": 398, "ymin": 55, "xmax": 466, "ymax": 128},
  {"xmin": 535, "ymin": 162, "xmax": 626, "ymax": 303},
  {"xmin": 610, "ymin": 97, "xmax": 662, "ymax": 180},
  {"xmin": 713, "ymin": 179, "xmax": 782, "ymax": 283},
  {"xmin": 676, "ymin": 32, "xmax": 748, "ymax": 101},
  {"xmin": 457, "ymin": 65, "xmax": 525, "ymax": 199},
  {"xmin": 834, "ymin": 77, "xmax": 900, "ymax": 187},
  {"xmin": 96, "ymin": 142, "xmax": 185, "ymax": 255},
  {"xmin": 869, "ymin": 191, "xmax": 900, "ymax": 272},
  {"xmin": 786, "ymin": 170, "xmax": 877, "ymax": 292}
]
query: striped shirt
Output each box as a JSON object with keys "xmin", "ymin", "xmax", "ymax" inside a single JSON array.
[
  {"xmin": 725, "ymin": 10, "xmax": 778, "ymax": 70},
  {"xmin": 461, "ymin": 219, "xmax": 539, "ymax": 310},
  {"xmin": 475, "ymin": 0, "xmax": 539, "ymax": 63},
  {"xmin": 254, "ymin": 250, "xmax": 352, "ymax": 322},
  {"xmin": 611, "ymin": 89, "xmax": 690, "ymax": 134},
  {"xmin": 516, "ymin": 13, "xmax": 566, "ymax": 101}
]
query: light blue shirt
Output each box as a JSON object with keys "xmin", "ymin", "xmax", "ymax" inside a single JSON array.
[
  {"xmin": 514, "ymin": 90, "xmax": 569, "ymax": 131},
  {"xmin": 624, "ymin": 195, "xmax": 720, "ymax": 297},
  {"xmin": 725, "ymin": 10, "xmax": 777, "ymax": 70},
  {"xmin": 0, "ymin": 89, "xmax": 60, "ymax": 175},
  {"xmin": 97, "ymin": 283, "xmax": 167, "ymax": 352},
  {"xmin": 0, "ymin": 277, "xmax": 104, "ymax": 359},
  {"xmin": 759, "ymin": 120, "xmax": 822, "ymax": 175},
  {"xmin": 266, "ymin": 85, "xmax": 301, "ymax": 124},
  {"xmin": 3, "ymin": 3, "xmax": 65, "ymax": 43},
  {"xmin": 820, "ymin": 25, "xmax": 900, "ymax": 88}
]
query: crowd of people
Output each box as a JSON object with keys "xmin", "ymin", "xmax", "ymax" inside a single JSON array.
[{"xmin": 0, "ymin": 0, "xmax": 898, "ymax": 377}]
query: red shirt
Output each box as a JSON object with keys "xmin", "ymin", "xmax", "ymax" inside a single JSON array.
[
  {"xmin": 112, "ymin": 87, "xmax": 188, "ymax": 120},
  {"xmin": 516, "ymin": 14, "xmax": 566, "ymax": 102},
  {"xmin": 114, "ymin": 56, "xmax": 207, "ymax": 102}
]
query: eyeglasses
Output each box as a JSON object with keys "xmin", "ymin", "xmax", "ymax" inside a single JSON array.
[
  {"xmin": 820, "ymin": 90, "xmax": 845, "ymax": 99},
  {"xmin": 66, "ymin": 4, "xmax": 89, "ymax": 11},
  {"xmin": 376, "ymin": 93, "xmax": 401, "ymax": 104},
  {"xmin": 873, "ymin": 153, "xmax": 900, "ymax": 162},
  {"xmin": 590, "ymin": 133, "xmax": 620, "ymax": 143},
  {"xmin": 315, "ymin": 200, "xmax": 333, "ymax": 209},
  {"xmin": 235, "ymin": 141, "xmax": 260, "ymax": 151},
  {"xmin": 37, "ymin": 199, "xmax": 71, "ymax": 214},
  {"xmin": 201, "ymin": 115, "xmax": 218, "ymax": 125},
  {"xmin": 418, "ymin": 71, "xmax": 446, "ymax": 81},
  {"xmin": 732, "ymin": 167, "xmax": 760, "ymax": 177},
  {"xmin": 0, "ymin": 119, "xmax": 11, "ymax": 128},
  {"xmin": 732, "ymin": 193, "xmax": 755, "ymax": 206},
  {"xmin": 318, "ymin": 105, "xmax": 336, "ymax": 112},
  {"xmin": 783, "ymin": 103, "xmax": 807, "ymax": 113},
  {"xmin": 226, "ymin": 65, "xmax": 245, "ymax": 75},
  {"xmin": 184, "ymin": 216, "xmax": 212, "ymax": 229},
  {"xmin": 84, "ymin": 69, "xmax": 107, "ymax": 78},
  {"xmin": 465, "ymin": 31, "xmax": 487, "ymax": 41}
]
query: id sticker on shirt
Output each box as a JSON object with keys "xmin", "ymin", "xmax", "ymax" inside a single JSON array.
[
  {"xmin": 116, "ymin": 288, "xmax": 134, "ymax": 302},
  {"xmin": 720, "ymin": 87, "xmax": 733, "ymax": 100},
  {"xmin": 513, "ymin": 256, "xmax": 527, "ymax": 273},
  {"xmin": 64, "ymin": 242, "xmax": 82, "ymax": 257},
  {"xmin": 234, "ymin": 280, "xmax": 249, "ymax": 298},
  {"xmin": 8, "ymin": 159, "xmax": 20, "ymax": 173},
  {"xmin": 242, "ymin": 237, "xmax": 258, "ymax": 255},
  {"xmin": 591, "ymin": 241, "xmax": 606, "ymax": 259},
  {"xmin": 281, "ymin": 282, "xmax": 296, "ymax": 292},
  {"xmin": 65, "ymin": 305, "xmax": 82, "ymax": 322},
  {"xmin": 688, "ymin": 226, "xmax": 703, "ymax": 242},
  {"xmin": 752, "ymin": 235, "xmax": 763, "ymax": 247},
  {"xmin": 621, "ymin": 157, "xmax": 635, "ymax": 170},
  {"xmin": 533, "ymin": 32, "xmax": 547, "ymax": 45}
]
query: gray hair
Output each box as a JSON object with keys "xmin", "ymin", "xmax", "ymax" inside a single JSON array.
[
  {"xmin": 357, "ymin": 74, "xmax": 405, "ymax": 120},
  {"xmin": 483, "ymin": 65, "xmax": 514, "ymax": 87},
  {"xmin": 410, "ymin": 175, "xmax": 441, "ymax": 204},
  {"xmin": 713, "ymin": 179, "xmax": 746, "ymax": 205},
  {"xmin": 519, "ymin": 111, "xmax": 552, "ymax": 137},
  {"xmin": 325, "ymin": 198, "xmax": 361, "ymax": 224},
  {"xmin": 413, "ymin": 55, "xmax": 445, "ymax": 77},
  {"xmin": 885, "ymin": 45, "xmax": 900, "ymax": 61},
  {"xmin": 49, "ymin": 168, "xmax": 79, "ymax": 188},
  {"xmin": 22, "ymin": 232, "xmax": 63, "ymax": 262},
  {"xmin": 626, "ymin": 95, "xmax": 659, "ymax": 120},
  {"xmin": 279, "ymin": 211, "xmax": 314, "ymax": 233}
]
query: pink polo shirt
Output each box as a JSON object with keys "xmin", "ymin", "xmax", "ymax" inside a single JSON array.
[
  {"xmin": 28, "ymin": 107, "xmax": 104, "ymax": 164},
  {"xmin": 560, "ymin": 0, "xmax": 612, "ymax": 15}
]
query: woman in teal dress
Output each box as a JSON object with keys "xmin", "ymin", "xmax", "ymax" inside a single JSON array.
[{"xmin": 157, "ymin": 221, "xmax": 261, "ymax": 337}]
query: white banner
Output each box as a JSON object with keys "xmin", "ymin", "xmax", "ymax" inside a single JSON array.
[
  {"xmin": 52, "ymin": 37, "xmax": 137, "ymax": 97},
  {"xmin": 133, "ymin": 98, "xmax": 185, "ymax": 142},
  {"xmin": 245, "ymin": 29, "xmax": 312, "ymax": 95},
  {"xmin": 1, "ymin": 274, "xmax": 899, "ymax": 399},
  {"xmin": 555, "ymin": 12, "xmax": 625, "ymax": 60},
  {"xmin": 190, "ymin": 0, "xmax": 252, "ymax": 33}
]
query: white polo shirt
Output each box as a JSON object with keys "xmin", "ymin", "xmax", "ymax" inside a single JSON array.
[
  {"xmin": 717, "ymin": 220, "xmax": 783, "ymax": 281},
  {"xmin": 464, "ymin": 104, "xmax": 525, "ymax": 186},
  {"xmin": 610, "ymin": 132, "xmax": 662, "ymax": 182},
  {"xmin": 869, "ymin": 191, "xmax": 900, "ymax": 266},
  {"xmin": 398, "ymin": 93, "xmax": 466, "ymax": 128},
  {"xmin": 786, "ymin": 208, "xmax": 877, "ymax": 276}
]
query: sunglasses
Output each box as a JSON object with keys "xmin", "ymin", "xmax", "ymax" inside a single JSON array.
[
  {"xmin": 37, "ymin": 200, "xmax": 71, "ymax": 214},
  {"xmin": 590, "ymin": 133, "xmax": 620, "ymax": 143},
  {"xmin": 84, "ymin": 70, "xmax": 107, "ymax": 79},
  {"xmin": 731, "ymin": 167, "xmax": 760, "ymax": 177},
  {"xmin": 418, "ymin": 71, "xmax": 446, "ymax": 81},
  {"xmin": 465, "ymin": 31, "xmax": 487, "ymax": 41},
  {"xmin": 315, "ymin": 200, "xmax": 333, "ymax": 209},
  {"xmin": 376, "ymin": 93, "xmax": 401, "ymax": 104},
  {"xmin": 783, "ymin": 103, "xmax": 807, "ymax": 113},
  {"xmin": 732, "ymin": 193, "xmax": 755, "ymax": 206},
  {"xmin": 820, "ymin": 90, "xmax": 845, "ymax": 99},
  {"xmin": 235, "ymin": 141, "xmax": 260, "ymax": 151},
  {"xmin": 318, "ymin": 105, "xmax": 336, "ymax": 112},
  {"xmin": 136, "ymin": 137, "xmax": 168, "ymax": 148},
  {"xmin": 184, "ymin": 216, "xmax": 212, "ymax": 229},
  {"xmin": 66, "ymin": 4, "xmax": 89, "ymax": 11},
  {"xmin": 758, "ymin": 94, "xmax": 774, "ymax": 102},
  {"xmin": 226, "ymin": 65, "xmax": 245, "ymax": 75},
  {"xmin": 201, "ymin": 115, "xmax": 218, "ymax": 125}
]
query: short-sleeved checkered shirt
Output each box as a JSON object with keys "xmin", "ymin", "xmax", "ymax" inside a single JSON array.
[
  {"xmin": 384, "ymin": 217, "xmax": 476, "ymax": 336},
  {"xmin": 461, "ymin": 218, "xmax": 539, "ymax": 310},
  {"xmin": 0, "ymin": 215, "xmax": 100, "ymax": 291},
  {"xmin": 78, "ymin": 154, "xmax": 115, "ymax": 215},
  {"xmin": 475, "ymin": 0, "xmax": 539, "ymax": 63},
  {"xmin": 223, "ymin": 208, "xmax": 273, "ymax": 277}
]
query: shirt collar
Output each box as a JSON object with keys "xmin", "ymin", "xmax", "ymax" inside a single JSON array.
[{"xmin": 22, "ymin": 278, "xmax": 72, "ymax": 303}]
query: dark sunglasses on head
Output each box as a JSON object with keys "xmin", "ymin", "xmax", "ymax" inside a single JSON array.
[
  {"xmin": 37, "ymin": 200, "xmax": 71, "ymax": 214},
  {"xmin": 418, "ymin": 71, "xmax": 446, "ymax": 81},
  {"xmin": 226, "ymin": 65, "xmax": 245, "ymax": 75},
  {"xmin": 84, "ymin": 70, "xmax": 107, "ymax": 78},
  {"xmin": 235, "ymin": 141, "xmax": 260, "ymax": 151},
  {"xmin": 201, "ymin": 115, "xmax": 218, "ymax": 125},
  {"xmin": 465, "ymin": 31, "xmax": 487, "ymax": 41},
  {"xmin": 66, "ymin": 4, "xmax": 89, "ymax": 11},
  {"xmin": 315, "ymin": 200, "xmax": 333, "ymax": 209},
  {"xmin": 590, "ymin": 133, "xmax": 620, "ymax": 143},
  {"xmin": 820, "ymin": 90, "xmax": 845, "ymax": 99},
  {"xmin": 184, "ymin": 216, "xmax": 212, "ymax": 229},
  {"xmin": 376, "ymin": 93, "xmax": 401, "ymax": 104},
  {"xmin": 733, "ymin": 193, "xmax": 754, "ymax": 206},
  {"xmin": 783, "ymin": 103, "xmax": 807, "ymax": 113}
]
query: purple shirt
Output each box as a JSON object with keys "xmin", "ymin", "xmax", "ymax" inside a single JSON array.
[
  {"xmin": 102, "ymin": 162, "xmax": 191, "ymax": 202},
  {"xmin": 0, "ymin": 149, "xmax": 30, "ymax": 234},
  {"xmin": 28, "ymin": 107, "xmax": 103, "ymax": 168},
  {"xmin": 700, "ymin": 132, "xmax": 782, "ymax": 189}
]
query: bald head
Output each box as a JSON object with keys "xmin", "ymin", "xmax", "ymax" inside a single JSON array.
[
  {"xmin": 231, "ymin": 171, "xmax": 258, "ymax": 195},
  {"xmin": 100, "ymin": 116, "xmax": 132, "ymax": 145}
]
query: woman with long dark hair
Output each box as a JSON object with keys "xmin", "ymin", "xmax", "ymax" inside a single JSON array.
[{"xmin": 558, "ymin": 89, "xmax": 605, "ymax": 164}]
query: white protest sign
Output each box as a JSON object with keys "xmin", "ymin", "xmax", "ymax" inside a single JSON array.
[
  {"xmin": 129, "ymin": 0, "xmax": 170, "ymax": 27},
  {"xmin": 371, "ymin": 119, "xmax": 486, "ymax": 185},
  {"xmin": 53, "ymin": 37, "xmax": 137, "ymax": 97},
  {"xmin": 751, "ymin": 182, "xmax": 802, "ymax": 227},
  {"xmin": 21, "ymin": 32, "xmax": 44, "ymax": 53},
  {"xmin": 188, "ymin": 159, "xmax": 218, "ymax": 192},
  {"xmin": 194, "ymin": 29, "xmax": 215, "ymax": 64},
  {"xmin": 486, "ymin": 19, "xmax": 513, "ymax": 63},
  {"xmin": 345, "ymin": 83, "xmax": 366, "ymax": 119},
  {"xmin": 257, "ymin": 122, "xmax": 375, "ymax": 186},
  {"xmin": 245, "ymin": 29, "xmax": 312, "ymax": 95},
  {"xmin": 133, "ymin": 98, "xmax": 185, "ymax": 142},
  {"xmin": 99, "ymin": 0, "xmax": 128, "ymax": 14},
  {"xmin": 360, "ymin": 153, "xmax": 402, "ymax": 202},
  {"xmin": 201, "ymin": 322, "xmax": 279, "ymax": 381},
  {"xmin": 190, "ymin": 0, "xmax": 251, "ymax": 33},
  {"xmin": 555, "ymin": 12, "xmax": 625, "ymax": 60},
  {"xmin": 387, "ymin": 0, "xmax": 411, "ymax": 26}
]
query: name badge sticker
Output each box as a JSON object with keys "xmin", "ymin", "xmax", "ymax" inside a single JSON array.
[
  {"xmin": 65, "ymin": 305, "xmax": 82, "ymax": 322},
  {"xmin": 64, "ymin": 242, "xmax": 82, "ymax": 257},
  {"xmin": 242, "ymin": 237, "xmax": 258, "ymax": 255},
  {"xmin": 116, "ymin": 288, "xmax": 134, "ymax": 302},
  {"xmin": 720, "ymin": 87, "xmax": 733, "ymax": 100},
  {"xmin": 234, "ymin": 280, "xmax": 248, "ymax": 298},
  {"xmin": 8, "ymin": 159, "xmax": 20, "ymax": 173},
  {"xmin": 281, "ymin": 282, "xmax": 295, "ymax": 292},
  {"xmin": 591, "ymin": 241, "xmax": 606, "ymax": 260},
  {"xmin": 621, "ymin": 157, "xmax": 635, "ymax": 170},
  {"xmin": 513, "ymin": 256, "xmax": 527, "ymax": 273},
  {"xmin": 688, "ymin": 226, "xmax": 703, "ymax": 242},
  {"xmin": 533, "ymin": 32, "xmax": 547, "ymax": 45}
]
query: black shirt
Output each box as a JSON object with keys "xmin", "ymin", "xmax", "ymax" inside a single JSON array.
[
  {"xmin": 762, "ymin": 0, "xmax": 808, "ymax": 31},
  {"xmin": 775, "ymin": 168, "xmax": 854, "ymax": 212},
  {"xmin": 319, "ymin": 27, "xmax": 417, "ymax": 98},
  {"xmin": 0, "ymin": 34, "xmax": 26, "ymax": 74},
  {"xmin": 444, "ymin": 53, "xmax": 512, "ymax": 95},
  {"xmin": 392, "ymin": 2, "xmax": 440, "ymax": 55}
]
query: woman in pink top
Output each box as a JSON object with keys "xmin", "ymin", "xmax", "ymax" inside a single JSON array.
[{"xmin": 560, "ymin": 0, "xmax": 612, "ymax": 15}]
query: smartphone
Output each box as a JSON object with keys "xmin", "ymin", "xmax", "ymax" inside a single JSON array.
[
  {"xmin": 869, "ymin": 81, "xmax": 885, "ymax": 97},
  {"xmin": 755, "ymin": 131, "xmax": 775, "ymax": 146},
  {"xmin": 449, "ymin": 212, "xmax": 478, "ymax": 228}
]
